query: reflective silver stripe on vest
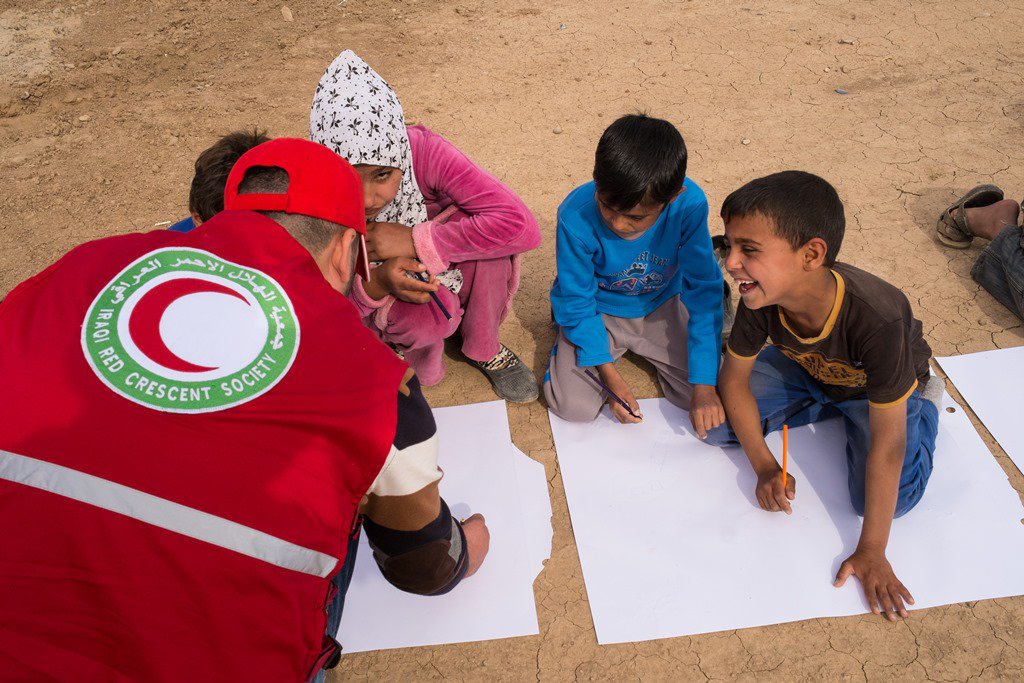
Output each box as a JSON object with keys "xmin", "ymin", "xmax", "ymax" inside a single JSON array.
[{"xmin": 0, "ymin": 449, "xmax": 339, "ymax": 578}]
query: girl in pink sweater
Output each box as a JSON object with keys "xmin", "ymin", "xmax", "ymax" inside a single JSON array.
[{"xmin": 310, "ymin": 51, "xmax": 541, "ymax": 402}]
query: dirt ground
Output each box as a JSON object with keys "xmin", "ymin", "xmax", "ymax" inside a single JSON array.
[{"xmin": 3, "ymin": 0, "xmax": 1024, "ymax": 679}]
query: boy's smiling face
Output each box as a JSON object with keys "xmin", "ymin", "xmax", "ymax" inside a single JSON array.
[
  {"xmin": 722, "ymin": 212, "xmax": 808, "ymax": 309},
  {"xmin": 595, "ymin": 192, "xmax": 667, "ymax": 240}
]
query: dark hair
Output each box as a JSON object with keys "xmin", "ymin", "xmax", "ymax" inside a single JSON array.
[
  {"xmin": 592, "ymin": 114, "xmax": 687, "ymax": 211},
  {"xmin": 720, "ymin": 171, "xmax": 845, "ymax": 266},
  {"xmin": 188, "ymin": 129, "xmax": 271, "ymax": 222},
  {"xmin": 237, "ymin": 167, "xmax": 339, "ymax": 254}
]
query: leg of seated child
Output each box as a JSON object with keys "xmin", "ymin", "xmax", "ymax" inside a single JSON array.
[
  {"xmin": 628, "ymin": 297, "xmax": 693, "ymax": 410},
  {"xmin": 543, "ymin": 323, "xmax": 629, "ymax": 422},
  {"xmin": 837, "ymin": 389, "xmax": 939, "ymax": 518},
  {"xmin": 453, "ymin": 257, "xmax": 512, "ymax": 363},
  {"xmin": 704, "ymin": 345, "xmax": 839, "ymax": 446},
  {"xmin": 379, "ymin": 287, "xmax": 462, "ymax": 386},
  {"xmin": 971, "ymin": 224, "xmax": 1024, "ymax": 321},
  {"xmin": 456, "ymin": 257, "xmax": 538, "ymax": 402}
]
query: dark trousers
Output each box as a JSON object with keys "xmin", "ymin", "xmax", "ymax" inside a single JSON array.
[
  {"xmin": 972, "ymin": 224, "xmax": 1024, "ymax": 321},
  {"xmin": 312, "ymin": 531, "xmax": 361, "ymax": 683}
]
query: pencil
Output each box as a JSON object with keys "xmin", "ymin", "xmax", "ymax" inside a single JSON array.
[
  {"xmin": 583, "ymin": 369, "xmax": 641, "ymax": 420},
  {"xmin": 782, "ymin": 424, "xmax": 789, "ymax": 489},
  {"xmin": 410, "ymin": 270, "xmax": 452, "ymax": 320}
]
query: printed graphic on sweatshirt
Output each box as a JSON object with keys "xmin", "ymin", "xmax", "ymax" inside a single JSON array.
[
  {"xmin": 81, "ymin": 248, "xmax": 300, "ymax": 413},
  {"xmin": 598, "ymin": 251, "xmax": 675, "ymax": 296}
]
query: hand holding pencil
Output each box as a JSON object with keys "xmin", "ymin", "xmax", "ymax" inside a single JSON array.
[
  {"xmin": 753, "ymin": 425, "xmax": 796, "ymax": 514},
  {"xmin": 589, "ymin": 363, "xmax": 643, "ymax": 424},
  {"xmin": 363, "ymin": 257, "xmax": 441, "ymax": 305}
]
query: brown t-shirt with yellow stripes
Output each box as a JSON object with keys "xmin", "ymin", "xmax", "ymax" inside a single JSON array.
[{"xmin": 727, "ymin": 263, "xmax": 931, "ymax": 407}]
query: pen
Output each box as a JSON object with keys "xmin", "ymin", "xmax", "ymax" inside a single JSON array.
[
  {"xmin": 410, "ymin": 270, "xmax": 452, "ymax": 320},
  {"xmin": 584, "ymin": 369, "xmax": 641, "ymax": 420}
]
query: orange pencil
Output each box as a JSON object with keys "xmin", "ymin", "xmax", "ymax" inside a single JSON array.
[{"xmin": 782, "ymin": 424, "xmax": 789, "ymax": 489}]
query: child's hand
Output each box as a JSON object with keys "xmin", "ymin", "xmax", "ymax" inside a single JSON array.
[
  {"xmin": 370, "ymin": 257, "xmax": 439, "ymax": 304},
  {"xmin": 597, "ymin": 363, "xmax": 643, "ymax": 424},
  {"xmin": 461, "ymin": 513, "xmax": 491, "ymax": 579},
  {"xmin": 834, "ymin": 549, "xmax": 914, "ymax": 621},
  {"xmin": 366, "ymin": 222, "xmax": 417, "ymax": 261},
  {"xmin": 689, "ymin": 384, "xmax": 725, "ymax": 439},
  {"xmin": 754, "ymin": 466, "xmax": 796, "ymax": 514}
]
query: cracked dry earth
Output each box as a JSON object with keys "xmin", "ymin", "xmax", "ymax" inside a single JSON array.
[{"xmin": 2, "ymin": 0, "xmax": 1024, "ymax": 680}]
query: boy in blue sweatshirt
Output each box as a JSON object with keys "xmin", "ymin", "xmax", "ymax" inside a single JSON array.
[{"xmin": 544, "ymin": 114, "xmax": 725, "ymax": 436}]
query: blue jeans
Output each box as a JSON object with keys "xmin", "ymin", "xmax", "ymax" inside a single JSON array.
[
  {"xmin": 972, "ymin": 224, "xmax": 1024, "ymax": 321},
  {"xmin": 311, "ymin": 531, "xmax": 361, "ymax": 683},
  {"xmin": 705, "ymin": 346, "xmax": 939, "ymax": 517}
]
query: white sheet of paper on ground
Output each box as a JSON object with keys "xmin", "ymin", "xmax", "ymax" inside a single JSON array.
[
  {"xmin": 550, "ymin": 395, "xmax": 1024, "ymax": 644},
  {"xmin": 337, "ymin": 400, "xmax": 552, "ymax": 653},
  {"xmin": 937, "ymin": 346, "xmax": 1024, "ymax": 475}
]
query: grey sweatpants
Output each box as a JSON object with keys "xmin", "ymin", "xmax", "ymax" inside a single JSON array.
[{"xmin": 544, "ymin": 297, "xmax": 692, "ymax": 422}]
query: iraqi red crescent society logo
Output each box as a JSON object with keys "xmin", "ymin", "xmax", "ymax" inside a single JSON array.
[{"xmin": 82, "ymin": 248, "xmax": 300, "ymax": 413}]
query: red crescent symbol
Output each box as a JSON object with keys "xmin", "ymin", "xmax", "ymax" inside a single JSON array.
[{"xmin": 128, "ymin": 278, "xmax": 250, "ymax": 373}]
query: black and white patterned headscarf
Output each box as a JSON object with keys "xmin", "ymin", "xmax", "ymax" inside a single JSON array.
[{"xmin": 310, "ymin": 50, "xmax": 428, "ymax": 227}]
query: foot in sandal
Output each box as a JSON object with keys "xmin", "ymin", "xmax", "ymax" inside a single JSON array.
[
  {"xmin": 473, "ymin": 344, "xmax": 539, "ymax": 403},
  {"xmin": 962, "ymin": 199, "xmax": 1021, "ymax": 241},
  {"xmin": 936, "ymin": 184, "xmax": 1006, "ymax": 248}
]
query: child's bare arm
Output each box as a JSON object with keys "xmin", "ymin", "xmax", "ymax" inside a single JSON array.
[
  {"xmin": 834, "ymin": 403, "xmax": 914, "ymax": 621},
  {"xmin": 719, "ymin": 352, "xmax": 795, "ymax": 513},
  {"xmin": 859, "ymin": 404, "xmax": 906, "ymax": 553}
]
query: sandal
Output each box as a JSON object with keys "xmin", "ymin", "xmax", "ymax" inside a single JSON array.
[
  {"xmin": 936, "ymin": 184, "xmax": 1004, "ymax": 248},
  {"xmin": 472, "ymin": 344, "xmax": 539, "ymax": 403}
]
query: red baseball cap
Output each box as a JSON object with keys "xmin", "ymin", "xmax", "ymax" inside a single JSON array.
[{"xmin": 223, "ymin": 138, "xmax": 371, "ymax": 279}]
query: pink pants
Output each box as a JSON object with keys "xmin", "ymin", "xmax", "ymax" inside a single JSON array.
[{"xmin": 366, "ymin": 257, "xmax": 512, "ymax": 385}]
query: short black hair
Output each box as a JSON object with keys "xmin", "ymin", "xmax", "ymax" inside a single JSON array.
[
  {"xmin": 189, "ymin": 129, "xmax": 271, "ymax": 222},
  {"xmin": 720, "ymin": 171, "xmax": 845, "ymax": 266},
  {"xmin": 237, "ymin": 166, "xmax": 339, "ymax": 254},
  {"xmin": 593, "ymin": 114, "xmax": 687, "ymax": 211}
]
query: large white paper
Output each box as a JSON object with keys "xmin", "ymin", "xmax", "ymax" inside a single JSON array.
[
  {"xmin": 337, "ymin": 401, "xmax": 552, "ymax": 653},
  {"xmin": 551, "ymin": 396, "xmax": 1024, "ymax": 644},
  {"xmin": 937, "ymin": 346, "xmax": 1024, "ymax": 475}
]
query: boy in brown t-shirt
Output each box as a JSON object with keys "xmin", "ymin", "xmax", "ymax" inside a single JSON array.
[{"xmin": 704, "ymin": 171, "xmax": 941, "ymax": 623}]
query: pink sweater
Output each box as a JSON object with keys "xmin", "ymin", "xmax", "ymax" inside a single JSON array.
[{"xmin": 351, "ymin": 125, "xmax": 540, "ymax": 317}]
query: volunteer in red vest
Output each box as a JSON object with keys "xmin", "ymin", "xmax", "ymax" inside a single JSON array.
[{"xmin": 0, "ymin": 138, "xmax": 490, "ymax": 682}]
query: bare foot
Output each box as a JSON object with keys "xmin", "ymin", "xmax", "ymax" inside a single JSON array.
[{"xmin": 964, "ymin": 199, "xmax": 1021, "ymax": 241}]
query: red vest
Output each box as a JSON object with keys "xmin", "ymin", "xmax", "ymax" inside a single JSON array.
[{"xmin": 0, "ymin": 211, "xmax": 405, "ymax": 681}]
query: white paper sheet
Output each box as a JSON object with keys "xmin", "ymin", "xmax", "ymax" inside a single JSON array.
[
  {"xmin": 551, "ymin": 396, "xmax": 1024, "ymax": 644},
  {"xmin": 937, "ymin": 346, "xmax": 1024, "ymax": 475},
  {"xmin": 337, "ymin": 401, "xmax": 552, "ymax": 653}
]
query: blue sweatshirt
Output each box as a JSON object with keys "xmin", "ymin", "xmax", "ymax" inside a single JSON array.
[
  {"xmin": 168, "ymin": 216, "xmax": 197, "ymax": 233},
  {"xmin": 550, "ymin": 179, "xmax": 723, "ymax": 385}
]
